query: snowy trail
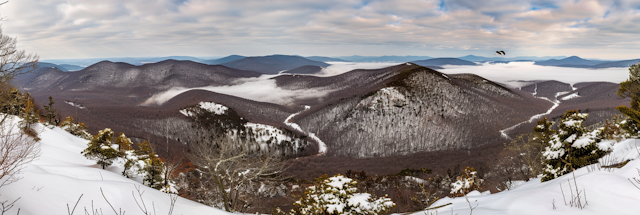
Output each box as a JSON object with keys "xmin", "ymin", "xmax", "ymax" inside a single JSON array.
[
  {"xmin": 284, "ymin": 105, "xmax": 327, "ymax": 155},
  {"xmin": 499, "ymin": 84, "xmax": 564, "ymax": 139}
]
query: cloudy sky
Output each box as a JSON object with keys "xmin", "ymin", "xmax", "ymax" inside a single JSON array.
[{"xmin": 2, "ymin": 0, "xmax": 640, "ymax": 60}]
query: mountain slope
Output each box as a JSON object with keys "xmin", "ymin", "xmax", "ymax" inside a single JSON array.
[
  {"xmin": 221, "ymin": 55, "xmax": 329, "ymax": 74},
  {"xmin": 283, "ymin": 65, "xmax": 324, "ymax": 74},
  {"xmin": 1, "ymin": 118, "xmax": 230, "ymax": 215},
  {"xmin": 279, "ymin": 65, "xmax": 551, "ymax": 157},
  {"xmin": 205, "ymin": 55, "xmax": 246, "ymax": 65},
  {"xmin": 15, "ymin": 60, "xmax": 261, "ymax": 95}
]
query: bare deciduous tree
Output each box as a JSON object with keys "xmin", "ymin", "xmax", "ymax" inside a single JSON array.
[
  {"xmin": 0, "ymin": 114, "xmax": 39, "ymax": 188},
  {"xmin": 186, "ymin": 128, "xmax": 286, "ymax": 212},
  {"xmin": 0, "ymin": 26, "xmax": 39, "ymax": 85}
]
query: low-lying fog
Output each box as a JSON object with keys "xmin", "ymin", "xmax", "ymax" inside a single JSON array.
[
  {"xmin": 143, "ymin": 61, "xmax": 631, "ymax": 106},
  {"xmin": 442, "ymin": 62, "xmax": 629, "ymax": 88}
]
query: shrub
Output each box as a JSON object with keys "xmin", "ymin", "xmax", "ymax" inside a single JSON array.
[
  {"xmin": 82, "ymin": 128, "xmax": 121, "ymax": 169},
  {"xmin": 276, "ymin": 174, "xmax": 395, "ymax": 215},
  {"xmin": 450, "ymin": 167, "xmax": 483, "ymax": 197},
  {"xmin": 60, "ymin": 116, "xmax": 91, "ymax": 140},
  {"xmin": 541, "ymin": 110, "xmax": 608, "ymax": 182}
]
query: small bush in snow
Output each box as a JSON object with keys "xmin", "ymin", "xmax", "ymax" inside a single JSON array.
[
  {"xmin": 82, "ymin": 128, "xmax": 121, "ymax": 169},
  {"xmin": 541, "ymin": 110, "xmax": 608, "ymax": 182},
  {"xmin": 276, "ymin": 174, "xmax": 395, "ymax": 215},
  {"xmin": 450, "ymin": 166, "xmax": 483, "ymax": 197},
  {"xmin": 60, "ymin": 117, "xmax": 91, "ymax": 140}
]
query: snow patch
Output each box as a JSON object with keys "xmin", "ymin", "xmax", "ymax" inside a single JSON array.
[
  {"xmin": 64, "ymin": 100, "xmax": 85, "ymax": 109},
  {"xmin": 561, "ymin": 92, "xmax": 581, "ymax": 100}
]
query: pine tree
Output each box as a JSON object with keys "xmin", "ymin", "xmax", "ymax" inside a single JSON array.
[
  {"xmin": 43, "ymin": 95, "xmax": 57, "ymax": 125},
  {"xmin": 276, "ymin": 174, "xmax": 394, "ymax": 215},
  {"xmin": 114, "ymin": 132, "xmax": 133, "ymax": 152},
  {"xmin": 135, "ymin": 140, "xmax": 165, "ymax": 190},
  {"xmin": 82, "ymin": 128, "xmax": 121, "ymax": 169},
  {"xmin": 541, "ymin": 110, "xmax": 608, "ymax": 182},
  {"xmin": 60, "ymin": 116, "xmax": 92, "ymax": 139},
  {"xmin": 114, "ymin": 132, "xmax": 136, "ymax": 176},
  {"xmin": 616, "ymin": 61, "xmax": 640, "ymax": 123}
]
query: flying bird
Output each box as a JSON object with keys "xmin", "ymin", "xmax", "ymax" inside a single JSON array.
[{"xmin": 495, "ymin": 50, "xmax": 506, "ymax": 55}]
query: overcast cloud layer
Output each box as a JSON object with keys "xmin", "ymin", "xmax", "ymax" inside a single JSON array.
[{"xmin": 2, "ymin": 0, "xmax": 640, "ymax": 59}]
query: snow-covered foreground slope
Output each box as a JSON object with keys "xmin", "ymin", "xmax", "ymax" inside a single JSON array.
[
  {"xmin": 414, "ymin": 139, "xmax": 640, "ymax": 215},
  {"xmin": 0, "ymin": 122, "xmax": 229, "ymax": 215}
]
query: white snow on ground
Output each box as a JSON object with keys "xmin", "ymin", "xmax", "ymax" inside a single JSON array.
[
  {"xmin": 64, "ymin": 100, "xmax": 86, "ymax": 109},
  {"xmin": 180, "ymin": 101, "xmax": 228, "ymax": 116},
  {"xmin": 415, "ymin": 139, "xmax": 640, "ymax": 215},
  {"xmin": 561, "ymin": 92, "xmax": 581, "ymax": 100},
  {"xmin": 245, "ymin": 122, "xmax": 300, "ymax": 149},
  {"xmin": 284, "ymin": 105, "xmax": 327, "ymax": 155},
  {"xmin": 197, "ymin": 102, "xmax": 228, "ymax": 114},
  {"xmin": 0, "ymin": 119, "xmax": 229, "ymax": 215}
]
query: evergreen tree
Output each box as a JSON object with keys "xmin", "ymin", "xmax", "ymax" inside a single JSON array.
[
  {"xmin": 276, "ymin": 174, "xmax": 394, "ymax": 215},
  {"xmin": 82, "ymin": 128, "xmax": 121, "ymax": 169},
  {"xmin": 60, "ymin": 116, "xmax": 92, "ymax": 139},
  {"xmin": 541, "ymin": 110, "xmax": 608, "ymax": 182},
  {"xmin": 43, "ymin": 96, "xmax": 58, "ymax": 125},
  {"xmin": 616, "ymin": 61, "xmax": 640, "ymax": 123},
  {"xmin": 114, "ymin": 132, "xmax": 136, "ymax": 176},
  {"xmin": 135, "ymin": 140, "xmax": 165, "ymax": 190},
  {"xmin": 114, "ymin": 132, "xmax": 134, "ymax": 152}
]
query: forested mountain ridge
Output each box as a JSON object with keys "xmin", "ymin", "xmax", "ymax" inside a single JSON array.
[{"xmin": 288, "ymin": 66, "xmax": 552, "ymax": 157}]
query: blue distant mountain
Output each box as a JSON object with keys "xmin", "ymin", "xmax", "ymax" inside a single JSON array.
[
  {"xmin": 205, "ymin": 55, "xmax": 246, "ymax": 65},
  {"xmin": 305, "ymin": 56, "xmax": 349, "ymax": 62},
  {"xmin": 221, "ymin": 55, "xmax": 330, "ymax": 74},
  {"xmin": 534, "ymin": 56, "xmax": 610, "ymax": 67},
  {"xmin": 411, "ymin": 58, "xmax": 477, "ymax": 67},
  {"xmin": 338, "ymin": 55, "xmax": 432, "ymax": 62},
  {"xmin": 458, "ymin": 55, "xmax": 567, "ymax": 62},
  {"xmin": 43, "ymin": 56, "xmax": 211, "ymax": 66}
]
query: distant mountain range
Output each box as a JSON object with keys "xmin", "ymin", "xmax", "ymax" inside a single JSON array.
[
  {"xmin": 40, "ymin": 55, "xmax": 639, "ymax": 75},
  {"xmin": 220, "ymin": 55, "xmax": 330, "ymax": 74},
  {"xmin": 534, "ymin": 56, "xmax": 640, "ymax": 68},
  {"xmin": 337, "ymin": 55, "xmax": 432, "ymax": 62},
  {"xmin": 305, "ymin": 56, "xmax": 349, "ymax": 62},
  {"xmin": 42, "ymin": 56, "xmax": 214, "ymax": 67},
  {"xmin": 204, "ymin": 55, "xmax": 246, "ymax": 65},
  {"xmin": 411, "ymin": 58, "xmax": 477, "ymax": 67},
  {"xmin": 458, "ymin": 55, "xmax": 567, "ymax": 62}
]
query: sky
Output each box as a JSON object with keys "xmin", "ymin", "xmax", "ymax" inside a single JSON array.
[{"xmin": 2, "ymin": 0, "xmax": 640, "ymax": 60}]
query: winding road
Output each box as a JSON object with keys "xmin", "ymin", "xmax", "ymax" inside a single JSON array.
[
  {"xmin": 284, "ymin": 105, "xmax": 327, "ymax": 155},
  {"xmin": 499, "ymin": 84, "xmax": 571, "ymax": 139}
]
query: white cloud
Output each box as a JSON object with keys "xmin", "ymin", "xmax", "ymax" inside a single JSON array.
[{"xmin": 2, "ymin": 0, "xmax": 640, "ymax": 59}]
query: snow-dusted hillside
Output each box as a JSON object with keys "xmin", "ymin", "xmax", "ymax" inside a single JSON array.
[
  {"xmin": 0, "ymin": 119, "xmax": 229, "ymax": 215},
  {"xmin": 180, "ymin": 101, "xmax": 309, "ymax": 157},
  {"xmin": 414, "ymin": 139, "xmax": 640, "ymax": 215}
]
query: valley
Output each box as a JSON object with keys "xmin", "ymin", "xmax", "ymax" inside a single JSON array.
[{"xmin": 13, "ymin": 55, "xmax": 632, "ymax": 177}]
